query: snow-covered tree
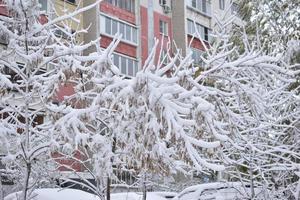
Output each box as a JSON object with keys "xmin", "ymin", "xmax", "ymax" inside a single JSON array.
[
  {"xmin": 232, "ymin": 0, "xmax": 300, "ymax": 51},
  {"xmin": 50, "ymin": 34, "xmax": 228, "ymax": 200},
  {"xmin": 0, "ymin": 0, "xmax": 101, "ymax": 200},
  {"xmin": 51, "ymin": 11, "xmax": 299, "ymax": 200},
  {"xmin": 198, "ymin": 16, "xmax": 300, "ymax": 199}
]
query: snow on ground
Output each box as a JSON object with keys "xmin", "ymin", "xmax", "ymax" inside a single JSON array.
[
  {"xmin": 4, "ymin": 189, "xmax": 176, "ymax": 200},
  {"xmin": 4, "ymin": 189, "xmax": 100, "ymax": 200},
  {"xmin": 112, "ymin": 192, "xmax": 176, "ymax": 200}
]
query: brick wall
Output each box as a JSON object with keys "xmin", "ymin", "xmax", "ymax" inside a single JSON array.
[
  {"xmin": 153, "ymin": 11, "xmax": 173, "ymax": 65},
  {"xmin": 100, "ymin": 1, "xmax": 136, "ymax": 25},
  {"xmin": 187, "ymin": 35, "xmax": 208, "ymax": 51},
  {"xmin": 0, "ymin": 0, "xmax": 8, "ymax": 16},
  {"xmin": 140, "ymin": 6, "xmax": 148, "ymax": 66},
  {"xmin": 100, "ymin": 35, "xmax": 137, "ymax": 58}
]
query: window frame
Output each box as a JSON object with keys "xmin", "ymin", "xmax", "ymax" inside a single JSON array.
[
  {"xmin": 188, "ymin": 0, "xmax": 211, "ymax": 16},
  {"xmin": 190, "ymin": 48, "xmax": 205, "ymax": 66},
  {"xmin": 112, "ymin": 53, "xmax": 139, "ymax": 77},
  {"xmin": 100, "ymin": 14, "xmax": 138, "ymax": 45},
  {"xmin": 219, "ymin": 0, "xmax": 225, "ymax": 10},
  {"xmin": 159, "ymin": 20, "xmax": 168, "ymax": 36},
  {"xmin": 187, "ymin": 19, "xmax": 211, "ymax": 42}
]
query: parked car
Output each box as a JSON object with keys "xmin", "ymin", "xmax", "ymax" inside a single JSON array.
[{"xmin": 173, "ymin": 182, "xmax": 266, "ymax": 200}]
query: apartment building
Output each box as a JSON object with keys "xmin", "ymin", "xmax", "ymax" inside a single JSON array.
[
  {"xmin": 172, "ymin": 0, "xmax": 242, "ymax": 67},
  {"xmin": 82, "ymin": 0, "xmax": 240, "ymax": 77},
  {"xmin": 82, "ymin": 0, "xmax": 173, "ymax": 77}
]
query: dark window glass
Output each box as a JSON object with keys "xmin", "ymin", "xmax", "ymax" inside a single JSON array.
[
  {"xmin": 39, "ymin": 0, "xmax": 47, "ymax": 11},
  {"xmin": 202, "ymin": 0, "xmax": 206, "ymax": 13},
  {"xmin": 119, "ymin": 22, "xmax": 125, "ymax": 39},
  {"xmin": 121, "ymin": 57, "xmax": 127, "ymax": 74},
  {"xmin": 219, "ymin": 0, "xmax": 225, "ymax": 10},
  {"xmin": 112, "ymin": 20, "xmax": 118, "ymax": 35},
  {"xmin": 113, "ymin": 54, "xmax": 119, "ymax": 67},
  {"xmin": 196, "ymin": 0, "xmax": 201, "ymax": 10},
  {"xmin": 125, "ymin": 25, "xmax": 131, "ymax": 41},
  {"xmin": 66, "ymin": 0, "xmax": 75, "ymax": 4},
  {"xmin": 105, "ymin": 17, "xmax": 111, "ymax": 34},
  {"xmin": 192, "ymin": 0, "xmax": 196, "ymax": 8},
  {"xmin": 132, "ymin": 28, "xmax": 137, "ymax": 43},
  {"xmin": 204, "ymin": 27, "xmax": 209, "ymax": 41},
  {"xmin": 134, "ymin": 61, "xmax": 138, "ymax": 75},
  {"xmin": 127, "ymin": 59, "xmax": 133, "ymax": 76}
]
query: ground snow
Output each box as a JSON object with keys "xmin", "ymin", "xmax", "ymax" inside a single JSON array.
[{"xmin": 4, "ymin": 189, "xmax": 175, "ymax": 200}]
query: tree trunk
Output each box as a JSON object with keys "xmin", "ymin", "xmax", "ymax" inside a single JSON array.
[
  {"xmin": 22, "ymin": 162, "xmax": 31, "ymax": 200},
  {"xmin": 142, "ymin": 173, "xmax": 147, "ymax": 200},
  {"xmin": 106, "ymin": 134, "xmax": 116, "ymax": 200},
  {"xmin": 0, "ymin": 175, "xmax": 3, "ymax": 200},
  {"xmin": 249, "ymin": 150, "xmax": 255, "ymax": 199},
  {"xmin": 106, "ymin": 177, "xmax": 111, "ymax": 200}
]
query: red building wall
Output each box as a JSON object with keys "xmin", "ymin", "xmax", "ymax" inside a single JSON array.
[
  {"xmin": 153, "ymin": 11, "xmax": 173, "ymax": 65},
  {"xmin": 140, "ymin": 6, "xmax": 173, "ymax": 66},
  {"xmin": 140, "ymin": 6, "xmax": 148, "ymax": 66},
  {"xmin": 99, "ymin": 1, "xmax": 137, "ymax": 60},
  {"xmin": 187, "ymin": 35, "xmax": 209, "ymax": 51},
  {"xmin": 100, "ymin": 35, "xmax": 137, "ymax": 58},
  {"xmin": 100, "ymin": 1, "xmax": 136, "ymax": 25},
  {"xmin": 0, "ymin": 0, "xmax": 8, "ymax": 16}
]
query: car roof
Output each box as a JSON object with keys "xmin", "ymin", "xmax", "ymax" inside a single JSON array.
[{"xmin": 177, "ymin": 182, "xmax": 245, "ymax": 199}]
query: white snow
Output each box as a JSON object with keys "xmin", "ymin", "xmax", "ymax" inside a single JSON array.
[{"xmin": 4, "ymin": 189, "xmax": 175, "ymax": 200}]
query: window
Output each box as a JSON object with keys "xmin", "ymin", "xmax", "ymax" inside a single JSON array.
[
  {"xmin": 2, "ymin": 64, "xmax": 24, "ymax": 84},
  {"xmin": 188, "ymin": 0, "xmax": 211, "ymax": 16},
  {"xmin": 159, "ymin": 0, "xmax": 167, "ymax": 6},
  {"xmin": 231, "ymin": 2, "xmax": 239, "ymax": 15},
  {"xmin": 66, "ymin": 0, "xmax": 76, "ymax": 4},
  {"xmin": 202, "ymin": 0, "xmax": 207, "ymax": 13},
  {"xmin": 105, "ymin": 17, "xmax": 112, "ymax": 35},
  {"xmin": 38, "ymin": 0, "xmax": 47, "ymax": 11},
  {"xmin": 0, "ymin": 32, "xmax": 8, "ymax": 45},
  {"xmin": 219, "ymin": 0, "xmax": 225, "ymax": 10},
  {"xmin": 125, "ymin": 25, "xmax": 131, "ymax": 41},
  {"xmin": 192, "ymin": 0, "xmax": 196, "ymax": 8},
  {"xmin": 187, "ymin": 19, "xmax": 195, "ymax": 34},
  {"xmin": 0, "ymin": 63, "xmax": 47, "ymax": 91},
  {"xmin": 0, "ymin": 110, "xmax": 44, "ymax": 134},
  {"xmin": 187, "ymin": 19, "xmax": 210, "ymax": 42},
  {"xmin": 112, "ymin": 53, "xmax": 138, "ymax": 77},
  {"xmin": 105, "ymin": 0, "xmax": 135, "ymax": 13},
  {"xmin": 190, "ymin": 48, "xmax": 204, "ymax": 66},
  {"xmin": 159, "ymin": 20, "xmax": 168, "ymax": 36},
  {"xmin": 54, "ymin": 26, "xmax": 75, "ymax": 39},
  {"xmin": 160, "ymin": 50, "xmax": 169, "ymax": 64},
  {"xmin": 112, "ymin": 20, "xmax": 118, "ymax": 35},
  {"xmin": 204, "ymin": 27, "xmax": 209, "ymax": 41},
  {"xmin": 100, "ymin": 15, "xmax": 138, "ymax": 44}
]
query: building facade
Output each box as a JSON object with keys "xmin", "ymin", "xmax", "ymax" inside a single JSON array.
[{"xmin": 81, "ymin": 0, "xmax": 241, "ymax": 77}]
